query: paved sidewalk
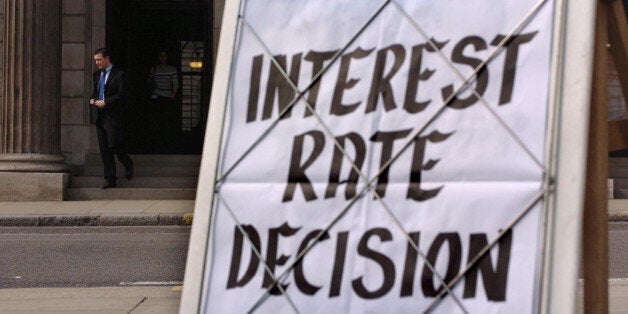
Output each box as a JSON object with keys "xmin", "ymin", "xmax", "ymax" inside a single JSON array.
[
  {"xmin": 0, "ymin": 200, "xmax": 624, "ymax": 313},
  {"xmin": 0, "ymin": 200, "xmax": 195, "ymax": 226},
  {"xmin": 0, "ymin": 198, "xmax": 623, "ymax": 227},
  {"xmin": 0, "ymin": 280, "xmax": 626, "ymax": 313},
  {"xmin": 0, "ymin": 286, "xmax": 182, "ymax": 314},
  {"xmin": 609, "ymin": 199, "xmax": 628, "ymax": 221},
  {"xmin": 577, "ymin": 279, "xmax": 628, "ymax": 314}
]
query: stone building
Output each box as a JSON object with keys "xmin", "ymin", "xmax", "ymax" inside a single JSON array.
[{"xmin": 0, "ymin": 0, "xmax": 224, "ymax": 201}]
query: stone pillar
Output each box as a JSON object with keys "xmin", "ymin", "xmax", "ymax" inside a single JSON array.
[{"xmin": 0, "ymin": 0, "xmax": 69, "ymax": 201}]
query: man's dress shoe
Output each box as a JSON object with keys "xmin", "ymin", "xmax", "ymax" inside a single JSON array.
[{"xmin": 101, "ymin": 182, "xmax": 117, "ymax": 189}]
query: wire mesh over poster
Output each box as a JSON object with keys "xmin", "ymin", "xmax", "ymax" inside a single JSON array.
[{"xmin": 181, "ymin": 0, "xmax": 596, "ymax": 313}]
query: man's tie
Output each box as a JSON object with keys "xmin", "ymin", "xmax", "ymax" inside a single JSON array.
[{"xmin": 98, "ymin": 70, "xmax": 106, "ymax": 100}]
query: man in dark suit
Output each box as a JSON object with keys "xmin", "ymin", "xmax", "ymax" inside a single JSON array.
[{"xmin": 90, "ymin": 48, "xmax": 134, "ymax": 189}]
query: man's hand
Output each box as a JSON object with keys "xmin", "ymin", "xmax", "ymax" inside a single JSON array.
[
  {"xmin": 94, "ymin": 100, "xmax": 105, "ymax": 108},
  {"xmin": 89, "ymin": 98, "xmax": 95, "ymax": 105}
]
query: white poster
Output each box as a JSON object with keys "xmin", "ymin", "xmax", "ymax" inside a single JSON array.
[{"xmin": 186, "ymin": 0, "xmax": 586, "ymax": 313}]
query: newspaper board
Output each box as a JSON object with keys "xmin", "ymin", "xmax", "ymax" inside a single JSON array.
[{"xmin": 181, "ymin": 0, "xmax": 596, "ymax": 313}]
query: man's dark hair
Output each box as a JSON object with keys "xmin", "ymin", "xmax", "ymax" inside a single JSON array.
[{"xmin": 94, "ymin": 47, "xmax": 110, "ymax": 58}]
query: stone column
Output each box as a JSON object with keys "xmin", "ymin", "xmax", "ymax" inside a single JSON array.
[{"xmin": 0, "ymin": 0, "xmax": 69, "ymax": 201}]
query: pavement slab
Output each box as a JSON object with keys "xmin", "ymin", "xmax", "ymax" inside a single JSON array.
[
  {"xmin": 0, "ymin": 199, "xmax": 623, "ymax": 226},
  {"xmin": 0, "ymin": 200, "xmax": 194, "ymax": 226},
  {"xmin": 0, "ymin": 286, "xmax": 181, "ymax": 314},
  {"xmin": 0, "ymin": 282, "xmax": 627, "ymax": 313},
  {"xmin": 143, "ymin": 200, "xmax": 195, "ymax": 214}
]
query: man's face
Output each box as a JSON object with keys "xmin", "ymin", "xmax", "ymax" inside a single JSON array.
[
  {"xmin": 93, "ymin": 53, "xmax": 110, "ymax": 70},
  {"xmin": 159, "ymin": 52, "xmax": 168, "ymax": 65}
]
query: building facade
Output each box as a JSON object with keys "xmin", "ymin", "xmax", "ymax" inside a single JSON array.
[{"xmin": 0, "ymin": 0, "xmax": 224, "ymax": 200}]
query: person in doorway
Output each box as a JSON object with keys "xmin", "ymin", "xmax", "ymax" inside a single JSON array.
[
  {"xmin": 90, "ymin": 47, "xmax": 134, "ymax": 189},
  {"xmin": 147, "ymin": 50, "xmax": 180, "ymax": 153}
]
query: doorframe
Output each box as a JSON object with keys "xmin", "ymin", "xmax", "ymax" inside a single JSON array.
[{"xmin": 92, "ymin": 0, "xmax": 213, "ymax": 155}]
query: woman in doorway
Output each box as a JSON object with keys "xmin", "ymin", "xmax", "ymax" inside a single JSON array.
[{"xmin": 147, "ymin": 50, "xmax": 180, "ymax": 153}]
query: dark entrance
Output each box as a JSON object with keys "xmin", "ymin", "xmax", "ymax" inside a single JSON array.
[{"xmin": 106, "ymin": 0, "xmax": 212, "ymax": 154}]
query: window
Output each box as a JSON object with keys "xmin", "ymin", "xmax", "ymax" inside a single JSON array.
[{"xmin": 180, "ymin": 41, "xmax": 204, "ymax": 133}]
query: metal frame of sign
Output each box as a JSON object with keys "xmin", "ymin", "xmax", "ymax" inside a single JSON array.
[
  {"xmin": 537, "ymin": 0, "xmax": 597, "ymax": 312},
  {"xmin": 180, "ymin": 0, "xmax": 597, "ymax": 312}
]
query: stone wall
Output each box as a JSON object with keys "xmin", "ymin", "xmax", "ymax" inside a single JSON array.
[
  {"xmin": 1, "ymin": 0, "xmax": 218, "ymax": 169},
  {"xmin": 0, "ymin": 4, "xmax": 3, "ymax": 113},
  {"xmin": 214, "ymin": 0, "xmax": 225, "ymax": 71},
  {"xmin": 60, "ymin": 0, "xmax": 94, "ymax": 168}
]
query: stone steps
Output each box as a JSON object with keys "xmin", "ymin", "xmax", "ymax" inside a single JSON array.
[
  {"xmin": 66, "ymin": 154, "xmax": 201, "ymax": 201},
  {"xmin": 613, "ymin": 189, "xmax": 628, "ymax": 199},
  {"xmin": 81, "ymin": 165, "xmax": 200, "ymax": 177},
  {"xmin": 85, "ymin": 153, "xmax": 201, "ymax": 166},
  {"xmin": 70, "ymin": 176, "xmax": 198, "ymax": 189},
  {"xmin": 609, "ymin": 157, "xmax": 628, "ymax": 199},
  {"xmin": 612, "ymin": 178, "xmax": 628, "ymax": 189},
  {"xmin": 66, "ymin": 187, "xmax": 196, "ymax": 200}
]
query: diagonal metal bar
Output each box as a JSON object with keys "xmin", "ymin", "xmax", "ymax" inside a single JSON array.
[
  {"xmin": 219, "ymin": 1, "xmax": 551, "ymax": 313},
  {"xmin": 422, "ymin": 189, "xmax": 546, "ymax": 313},
  {"xmin": 296, "ymin": 99, "xmax": 468, "ymax": 311},
  {"xmin": 237, "ymin": 21, "xmax": 510, "ymax": 312},
  {"xmin": 232, "ymin": 21, "xmax": 372, "ymax": 199},
  {"xmin": 280, "ymin": 91, "xmax": 468, "ymax": 309},
  {"xmin": 241, "ymin": 85, "xmax": 461, "ymax": 310},
  {"xmin": 366, "ymin": 182, "xmax": 470, "ymax": 312},
  {"xmin": 246, "ymin": 97, "xmax": 466, "ymax": 313},
  {"xmin": 243, "ymin": 4, "xmax": 413, "ymax": 310},
  {"xmin": 391, "ymin": 0, "xmax": 549, "ymax": 169},
  {"xmin": 355, "ymin": 81, "xmax": 464, "ymax": 202},
  {"xmin": 215, "ymin": 193, "xmax": 299, "ymax": 313},
  {"xmin": 238, "ymin": 5, "xmax": 469, "ymax": 308},
  {"xmin": 337, "ymin": 3, "xmax": 546, "ymax": 205},
  {"xmin": 247, "ymin": 185, "xmax": 371, "ymax": 312},
  {"xmin": 383, "ymin": 2, "xmax": 553, "ymax": 311},
  {"xmin": 253, "ymin": 4, "xmax": 545, "ymax": 311},
  {"xmin": 246, "ymin": 99, "xmax": 450, "ymax": 308},
  {"xmin": 316, "ymin": 3, "xmax": 553, "ymax": 309},
  {"xmin": 217, "ymin": 0, "xmax": 392, "ymax": 184}
]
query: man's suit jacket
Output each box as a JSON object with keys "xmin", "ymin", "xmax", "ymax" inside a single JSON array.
[{"xmin": 90, "ymin": 66, "xmax": 128, "ymax": 147}]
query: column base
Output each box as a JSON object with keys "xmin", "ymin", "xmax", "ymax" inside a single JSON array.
[
  {"xmin": 0, "ymin": 172, "xmax": 69, "ymax": 201},
  {"xmin": 0, "ymin": 154, "xmax": 70, "ymax": 172}
]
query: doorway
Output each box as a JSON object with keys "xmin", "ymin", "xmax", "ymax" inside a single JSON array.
[{"xmin": 106, "ymin": 0, "xmax": 212, "ymax": 154}]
